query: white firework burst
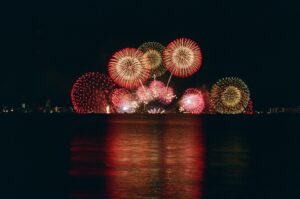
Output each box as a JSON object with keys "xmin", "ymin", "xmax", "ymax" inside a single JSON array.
[{"xmin": 147, "ymin": 107, "xmax": 166, "ymax": 114}]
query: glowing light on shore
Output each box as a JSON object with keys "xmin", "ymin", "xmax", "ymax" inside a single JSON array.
[
  {"xmin": 106, "ymin": 105, "xmax": 110, "ymax": 114},
  {"xmin": 118, "ymin": 100, "xmax": 139, "ymax": 113}
]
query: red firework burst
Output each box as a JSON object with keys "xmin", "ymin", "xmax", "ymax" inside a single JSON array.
[
  {"xmin": 159, "ymin": 87, "xmax": 176, "ymax": 105},
  {"xmin": 246, "ymin": 99, "xmax": 254, "ymax": 115},
  {"xmin": 179, "ymin": 88, "xmax": 205, "ymax": 114},
  {"xmin": 108, "ymin": 48, "xmax": 150, "ymax": 89},
  {"xmin": 71, "ymin": 72, "xmax": 116, "ymax": 113},
  {"xmin": 163, "ymin": 38, "xmax": 202, "ymax": 77}
]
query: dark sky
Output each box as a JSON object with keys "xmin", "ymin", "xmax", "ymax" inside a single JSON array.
[{"xmin": 1, "ymin": 0, "xmax": 299, "ymax": 109}]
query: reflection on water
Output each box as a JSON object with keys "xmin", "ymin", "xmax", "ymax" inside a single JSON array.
[
  {"xmin": 205, "ymin": 131, "xmax": 250, "ymax": 198},
  {"xmin": 161, "ymin": 117, "xmax": 205, "ymax": 199},
  {"xmin": 69, "ymin": 116, "xmax": 205, "ymax": 199},
  {"xmin": 106, "ymin": 117, "xmax": 205, "ymax": 199},
  {"xmin": 4, "ymin": 115, "xmax": 299, "ymax": 199}
]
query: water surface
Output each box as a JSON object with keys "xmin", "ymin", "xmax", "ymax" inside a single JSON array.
[{"xmin": 4, "ymin": 114, "xmax": 300, "ymax": 199}]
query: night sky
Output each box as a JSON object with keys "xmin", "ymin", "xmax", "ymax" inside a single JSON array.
[{"xmin": 1, "ymin": 0, "xmax": 299, "ymax": 109}]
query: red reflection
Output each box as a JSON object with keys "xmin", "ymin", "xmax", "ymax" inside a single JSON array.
[
  {"xmin": 162, "ymin": 117, "xmax": 205, "ymax": 198},
  {"xmin": 69, "ymin": 135, "xmax": 106, "ymax": 177},
  {"xmin": 106, "ymin": 122, "xmax": 162, "ymax": 198},
  {"xmin": 106, "ymin": 117, "xmax": 205, "ymax": 199}
]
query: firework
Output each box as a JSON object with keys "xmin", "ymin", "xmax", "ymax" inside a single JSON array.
[
  {"xmin": 210, "ymin": 77, "xmax": 250, "ymax": 114},
  {"xmin": 71, "ymin": 72, "xmax": 116, "ymax": 113},
  {"xmin": 159, "ymin": 87, "xmax": 176, "ymax": 105},
  {"xmin": 147, "ymin": 107, "xmax": 166, "ymax": 114},
  {"xmin": 136, "ymin": 86, "xmax": 153, "ymax": 104},
  {"xmin": 117, "ymin": 100, "xmax": 139, "ymax": 113},
  {"xmin": 111, "ymin": 88, "xmax": 132, "ymax": 108},
  {"xmin": 149, "ymin": 80, "xmax": 165, "ymax": 98},
  {"xmin": 108, "ymin": 48, "xmax": 150, "ymax": 89},
  {"xmin": 111, "ymin": 88, "xmax": 139, "ymax": 113},
  {"xmin": 163, "ymin": 38, "xmax": 202, "ymax": 77},
  {"xmin": 246, "ymin": 99, "xmax": 254, "ymax": 115},
  {"xmin": 179, "ymin": 88, "xmax": 205, "ymax": 114},
  {"xmin": 139, "ymin": 42, "xmax": 166, "ymax": 77}
]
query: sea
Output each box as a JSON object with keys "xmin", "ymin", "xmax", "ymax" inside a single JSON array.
[{"xmin": 3, "ymin": 114, "xmax": 300, "ymax": 199}]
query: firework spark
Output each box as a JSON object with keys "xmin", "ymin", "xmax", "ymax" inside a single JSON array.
[
  {"xmin": 163, "ymin": 38, "xmax": 202, "ymax": 77},
  {"xmin": 159, "ymin": 87, "xmax": 176, "ymax": 105},
  {"xmin": 108, "ymin": 48, "xmax": 150, "ymax": 89},
  {"xmin": 111, "ymin": 88, "xmax": 131, "ymax": 108},
  {"xmin": 210, "ymin": 77, "xmax": 250, "ymax": 114},
  {"xmin": 111, "ymin": 88, "xmax": 139, "ymax": 113},
  {"xmin": 179, "ymin": 88, "xmax": 205, "ymax": 114},
  {"xmin": 147, "ymin": 107, "xmax": 166, "ymax": 114},
  {"xmin": 136, "ymin": 86, "xmax": 153, "ymax": 104},
  {"xmin": 149, "ymin": 80, "xmax": 165, "ymax": 98},
  {"xmin": 117, "ymin": 100, "xmax": 139, "ymax": 113},
  {"xmin": 139, "ymin": 42, "xmax": 166, "ymax": 77},
  {"xmin": 71, "ymin": 72, "xmax": 116, "ymax": 113}
]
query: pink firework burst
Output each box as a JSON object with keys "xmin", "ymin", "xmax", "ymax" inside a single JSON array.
[
  {"xmin": 111, "ymin": 88, "xmax": 132, "ymax": 108},
  {"xmin": 163, "ymin": 38, "xmax": 202, "ymax": 77},
  {"xmin": 179, "ymin": 88, "xmax": 205, "ymax": 114},
  {"xmin": 159, "ymin": 87, "xmax": 176, "ymax": 105},
  {"xmin": 110, "ymin": 88, "xmax": 139, "ymax": 113},
  {"xmin": 149, "ymin": 80, "xmax": 165, "ymax": 98},
  {"xmin": 108, "ymin": 48, "xmax": 150, "ymax": 89},
  {"xmin": 71, "ymin": 72, "xmax": 116, "ymax": 113},
  {"xmin": 136, "ymin": 86, "xmax": 153, "ymax": 104}
]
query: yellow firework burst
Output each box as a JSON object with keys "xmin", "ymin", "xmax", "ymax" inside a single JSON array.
[
  {"xmin": 138, "ymin": 42, "xmax": 166, "ymax": 77},
  {"xmin": 163, "ymin": 38, "xmax": 202, "ymax": 77},
  {"xmin": 210, "ymin": 77, "xmax": 250, "ymax": 114},
  {"xmin": 108, "ymin": 48, "xmax": 150, "ymax": 89}
]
